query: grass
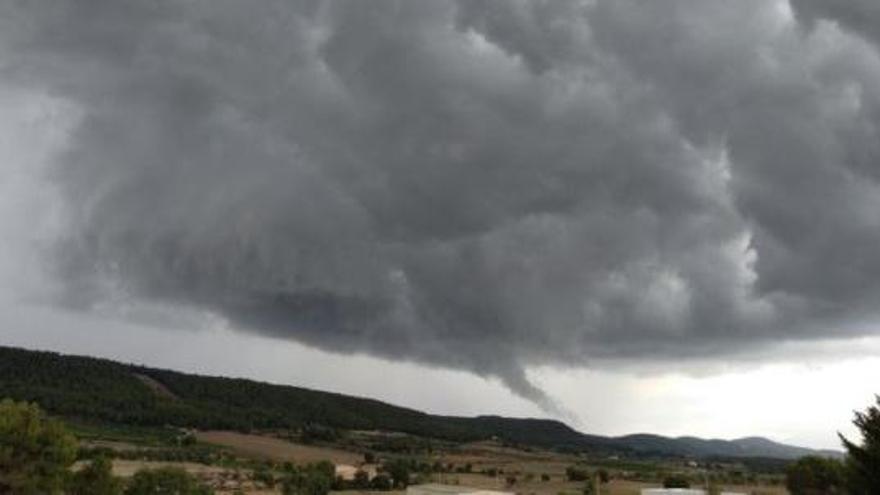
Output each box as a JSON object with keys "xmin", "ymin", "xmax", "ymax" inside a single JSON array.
[{"xmin": 66, "ymin": 419, "xmax": 181, "ymax": 446}]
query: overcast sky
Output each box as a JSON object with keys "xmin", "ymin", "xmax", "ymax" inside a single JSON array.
[{"xmin": 2, "ymin": 0, "xmax": 880, "ymax": 450}]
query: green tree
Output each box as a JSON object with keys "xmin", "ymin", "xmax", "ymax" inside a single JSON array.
[
  {"xmin": 581, "ymin": 479, "xmax": 595, "ymax": 495},
  {"xmin": 0, "ymin": 399, "xmax": 77, "ymax": 494},
  {"xmin": 353, "ymin": 469, "xmax": 370, "ymax": 489},
  {"xmin": 252, "ymin": 463, "xmax": 276, "ymax": 488},
  {"xmin": 281, "ymin": 462, "xmax": 335, "ymax": 495},
  {"xmin": 663, "ymin": 474, "xmax": 690, "ymax": 488},
  {"xmin": 785, "ymin": 456, "xmax": 845, "ymax": 495},
  {"xmin": 124, "ymin": 466, "xmax": 213, "ymax": 495},
  {"xmin": 840, "ymin": 396, "xmax": 880, "ymax": 494},
  {"xmin": 384, "ymin": 458, "xmax": 411, "ymax": 488},
  {"xmin": 68, "ymin": 456, "xmax": 122, "ymax": 495},
  {"xmin": 369, "ymin": 474, "xmax": 392, "ymax": 491},
  {"xmin": 565, "ymin": 465, "xmax": 589, "ymax": 482}
]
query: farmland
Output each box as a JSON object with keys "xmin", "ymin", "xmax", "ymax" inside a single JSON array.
[
  {"xmin": 195, "ymin": 431, "xmax": 362, "ymax": 465},
  {"xmin": 65, "ymin": 421, "xmax": 789, "ymax": 494},
  {"xmin": 1, "ymin": 346, "xmax": 796, "ymax": 494}
]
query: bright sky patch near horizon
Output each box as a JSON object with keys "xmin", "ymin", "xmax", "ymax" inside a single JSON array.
[{"xmin": 2, "ymin": 0, "xmax": 880, "ymax": 451}]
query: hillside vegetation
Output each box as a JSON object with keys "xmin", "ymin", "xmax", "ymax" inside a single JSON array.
[{"xmin": 0, "ymin": 345, "xmax": 833, "ymax": 460}]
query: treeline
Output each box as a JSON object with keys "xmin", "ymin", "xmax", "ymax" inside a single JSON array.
[
  {"xmin": 784, "ymin": 397, "xmax": 880, "ymax": 494},
  {"xmin": 0, "ymin": 345, "xmax": 592, "ymax": 450},
  {"xmin": 0, "ymin": 399, "xmax": 214, "ymax": 494},
  {"xmin": 0, "ymin": 345, "xmax": 843, "ymax": 461},
  {"xmin": 0, "ymin": 398, "xmax": 399, "ymax": 495}
]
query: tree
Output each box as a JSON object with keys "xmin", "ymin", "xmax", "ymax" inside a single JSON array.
[
  {"xmin": 252, "ymin": 463, "xmax": 276, "ymax": 488},
  {"xmin": 369, "ymin": 474, "xmax": 392, "ymax": 491},
  {"xmin": 565, "ymin": 465, "xmax": 589, "ymax": 482},
  {"xmin": 124, "ymin": 467, "xmax": 213, "ymax": 495},
  {"xmin": 840, "ymin": 396, "xmax": 880, "ymax": 494},
  {"xmin": 0, "ymin": 399, "xmax": 77, "ymax": 494},
  {"xmin": 663, "ymin": 474, "xmax": 690, "ymax": 488},
  {"xmin": 353, "ymin": 469, "xmax": 370, "ymax": 489},
  {"xmin": 384, "ymin": 458, "xmax": 411, "ymax": 488},
  {"xmin": 785, "ymin": 456, "xmax": 845, "ymax": 495},
  {"xmin": 68, "ymin": 456, "xmax": 123, "ymax": 495},
  {"xmin": 581, "ymin": 479, "xmax": 595, "ymax": 495},
  {"xmin": 280, "ymin": 462, "xmax": 335, "ymax": 495}
]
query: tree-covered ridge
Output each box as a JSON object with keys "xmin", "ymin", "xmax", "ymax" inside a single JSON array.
[
  {"xmin": 0, "ymin": 345, "xmax": 533, "ymax": 442},
  {"xmin": 0, "ymin": 345, "xmax": 836, "ymax": 459}
]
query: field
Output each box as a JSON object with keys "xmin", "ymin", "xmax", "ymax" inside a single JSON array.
[
  {"xmin": 70, "ymin": 425, "xmax": 788, "ymax": 495},
  {"xmin": 0, "ymin": 346, "xmax": 794, "ymax": 494},
  {"xmin": 196, "ymin": 430, "xmax": 362, "ymax": 465}
]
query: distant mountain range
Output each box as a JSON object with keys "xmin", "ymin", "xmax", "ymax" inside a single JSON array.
[
  {"xmin": 601, "ymin": 433, "xmax": 840, "ymax": 460},
  {"xmin": 0, "ymin": 345, "xmax": 838, "ymax": 460}
]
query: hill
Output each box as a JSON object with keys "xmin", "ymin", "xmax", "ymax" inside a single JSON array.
[
  {"xmin": 613, "ymin": 434, "xmax": 839, "ymax": 459},
  {"xmin": 0, "ymin": 345, "xmax": 834, "ymax": 460}
]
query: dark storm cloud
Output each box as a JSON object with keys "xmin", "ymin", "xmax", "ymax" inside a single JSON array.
[
  {"xmin": 3, "ymin": 0, "xmax": 880, "ymax": 408},
  {"xmin": 790, "ymin": 0, "xmax": 880, "ymax": 48}
]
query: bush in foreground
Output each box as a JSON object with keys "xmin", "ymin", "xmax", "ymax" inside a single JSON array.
[
  {"xmin": 0, "ymin": 399, "xmax": 78, "ymax": 494},
  {"xmin": 840, "ymin": 396, "xmax": 880, "ymax": 494}
]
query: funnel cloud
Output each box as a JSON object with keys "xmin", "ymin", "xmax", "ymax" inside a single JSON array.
[{"xmin": 3, "ymin": 0, "xmax": 880, "ymax": 409}]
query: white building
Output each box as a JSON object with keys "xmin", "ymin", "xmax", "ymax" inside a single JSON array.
[{"xmin": 407, "ymin": 483, "xmax": 514, "ymax": 495}]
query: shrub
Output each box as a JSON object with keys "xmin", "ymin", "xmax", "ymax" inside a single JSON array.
[
  {"xmin": 370, "ymin": 474, "xmax": 393, "ymax": 490},
  {"xmin": 663, "ymin": 474, "xmax": 690, "ymax": 488},
  {"xmin": 384, "ymin": 458, "xmax": 411, "ymax": 488},
  {"xmin": 581, "ymin": 480, "xmax": 595, "ymax": 495},
  {"xmin": 565, "ymin": 465, "xmax": 589, "ymax": 482},
  {"xmin": 353, "ymin": 469, "xmax": 370, "ymax": 489},
  {"xmin": 0, "ymin": 399, "xmax": 78, "ymax": 494},
  {"xmin": 68, "ymin": 456, "xmax": 123, "ymax": 495},
  {"xmin": 124, "ymin": 466, "xmax": 213, "ymax": 495},
  {"xmin": 785, "ymin": 456, "xmax": 845, "ymax": 495},
  {"xmin": 281, "ymin": 461, "xmax": 335, "ymax": 495},
  {"xmin": 840, "ymin": 396, "xmax": 880, "ymax": 493},
  {"xmin": 252, "ymin": 464, "xmax": 276, "ymax": 488}
]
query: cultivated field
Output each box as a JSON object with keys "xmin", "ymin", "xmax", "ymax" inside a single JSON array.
[
  {"xmin": 196, "ymin": 430, "xmax": 363, "ymax": 465},
  {"xmin": 72, "ymin": 428, "xmax": 789, "ymax": 495}
]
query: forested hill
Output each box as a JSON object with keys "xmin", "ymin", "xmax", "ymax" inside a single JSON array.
[{"xmin": 0, "ymin": 345, "xmax": 833, "ymax": 460}]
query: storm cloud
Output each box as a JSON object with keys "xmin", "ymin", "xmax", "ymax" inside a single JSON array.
[{"xmin": 2, "ymin": 0, "xmax": 880, "ymax": 408}]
